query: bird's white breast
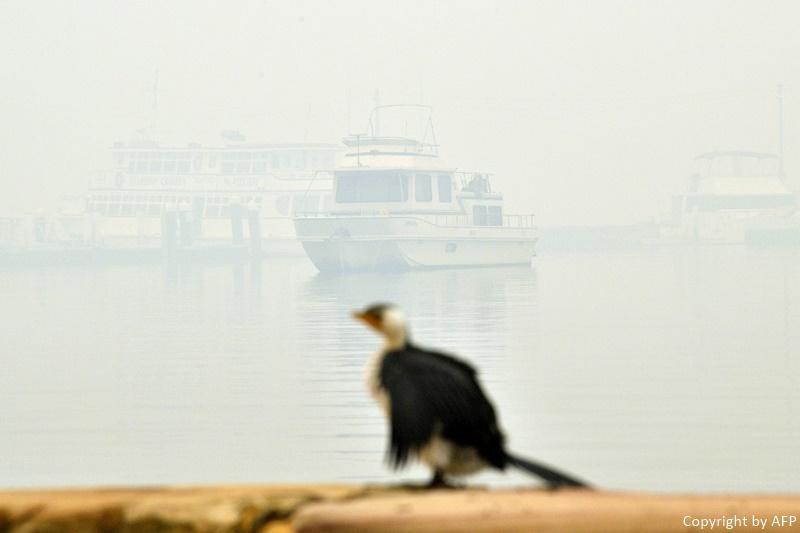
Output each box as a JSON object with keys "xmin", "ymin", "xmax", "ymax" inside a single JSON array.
[{"xmin": 365, "ymin": 348, "xmax": 390, "ymax": 416}]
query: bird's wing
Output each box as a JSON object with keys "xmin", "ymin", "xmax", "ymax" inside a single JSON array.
[{"xmin": 378, "ymin": 346, "xmax": 506, "ymax": 469}]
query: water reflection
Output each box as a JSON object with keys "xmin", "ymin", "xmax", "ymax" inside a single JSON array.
[{"xmin": 1, "ymin": 248, "xmax": 798, "ymax": 491}]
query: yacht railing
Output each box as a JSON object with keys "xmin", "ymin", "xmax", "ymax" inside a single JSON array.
[{"xmin": 295, "ymin": 211, "xmax": 536, "ymax": 228}]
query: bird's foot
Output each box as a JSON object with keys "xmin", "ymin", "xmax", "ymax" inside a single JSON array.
[{"xmin": 426, "ymin": 471, "xmax": 463, "ymax": 490}]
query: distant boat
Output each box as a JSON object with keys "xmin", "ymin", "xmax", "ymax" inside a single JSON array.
[
  {"xmin": 657, "ymin": 150, "xmax": 798, "ymax": 245},
  {"xmin": 293, "ymin": 105, "xmax": 537, "ymax": 272},
  {"xmin": 2, "ymin": 136, "xmax": 343, "ymax": 257}
]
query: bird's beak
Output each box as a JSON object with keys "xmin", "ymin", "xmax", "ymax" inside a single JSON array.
[{"xmin": 352, "ymin": 310, "xmax": 380, "ymax": 330}]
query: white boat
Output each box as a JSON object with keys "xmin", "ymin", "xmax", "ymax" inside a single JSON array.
[
  {"xmin": 293, "ymin": 106, "xmax": 537, "ymax": 272},
  {"xmin": 77, "ymin": 135, "xmax": 341, "ymax": 255},
  {"xmin": 658, "ymin": 150, "xmax": 797, "ymax": 244}
]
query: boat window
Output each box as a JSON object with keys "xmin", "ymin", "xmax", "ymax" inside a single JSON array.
[
  {"xmin": 473, "ymin": 205, "xmax": 487, "ymax": 226},
  {"xmin": 415, "ymin": 174, "xmax": 432, "ymax": 202},
  {"xmin": 335, "ymin": 171, "xmax": 410, "ymax": 203},
  {"xmin": 487, "ymin": 206, "xmax": 503, "ymax": 226},
  {"xmin": 473, "ymin": 205, "xmax": 503, "ymax": 225},
  {"xmin": 437, "ymin": 174, "xmax": 452, "ymax": 202}
]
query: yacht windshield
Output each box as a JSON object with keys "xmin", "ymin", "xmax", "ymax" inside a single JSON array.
[{"xmin": 335, "ymin": 171, "xmax": 410, "ymax": 203}]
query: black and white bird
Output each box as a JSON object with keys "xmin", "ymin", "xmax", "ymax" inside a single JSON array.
[{"xmin": 353, "ymin": 303, "xmax": 589, "ymax": 489}]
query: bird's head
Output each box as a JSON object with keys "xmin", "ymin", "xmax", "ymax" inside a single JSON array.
[{"xmin": 352, "ymin": 303, "xmax": 408, "ymax": 349}]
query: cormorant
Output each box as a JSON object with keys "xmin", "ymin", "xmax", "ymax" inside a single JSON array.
[{"xmin": 353, "ymin": 303, "xmax": 589, "ymax": 489}]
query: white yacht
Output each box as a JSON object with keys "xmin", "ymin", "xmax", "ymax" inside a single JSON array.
[
  {"xmin": 293, "ymin": 106, "xmax": 537, "ymax": 272},
  {"xmin": 79, "ymin": 135, "xmax": 340, "ymax": 254},
  {"xmin": 659, "ymin": 150, "xmax": 797, "ymax": 244}
]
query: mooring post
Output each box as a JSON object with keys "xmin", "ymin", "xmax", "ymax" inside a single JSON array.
[
  {"xmin": 247, "ymin": 204, "xmax": 262, "ymax": 257},
  {"xmin": 230, "ymin": 197, "xmax": 244, "ymax": 244},
  {"xmin": 162, "ymin": 204, "xmax": 178, "ymax": 256}
]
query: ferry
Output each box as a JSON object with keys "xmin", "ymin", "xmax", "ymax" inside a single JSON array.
[
  {"xmin": 79, "ymin": 134, "xmax": 340, "ymax": 255},
  {"xmin": 658, "ymin": 150, "xmax": 798, "ymax": 244},
  {"xmin": 293, "ymin": 106, "xmax": 537, "ymax": 272}
]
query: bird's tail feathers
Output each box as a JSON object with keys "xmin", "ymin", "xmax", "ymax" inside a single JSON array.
[{"xmin": 506, "ymin": 453, "xmax": 590, "ymax": 489}]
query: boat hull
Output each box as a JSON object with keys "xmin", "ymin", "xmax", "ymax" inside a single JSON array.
[{"xmin": 294, "ymin": 215, "xmax": 537, "ymax": 272}]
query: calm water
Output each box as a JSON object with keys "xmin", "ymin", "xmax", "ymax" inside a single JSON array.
[{"xmin": 1, "ymin": 246, "xmax": 799, "ymax": 491}]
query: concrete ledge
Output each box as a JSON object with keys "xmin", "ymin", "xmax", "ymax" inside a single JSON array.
[{"xmin": 1, "ymin": 485, "xmax": 799, "ymax": 532}]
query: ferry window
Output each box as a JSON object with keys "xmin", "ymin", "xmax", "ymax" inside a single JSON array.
[
  {"xmin": 487, "ymin": 206, "xmax": 503, "ymax": 226},
  {"xmin": 336, "ymin": 171, "xmax": 410, "ymax": 203},
  {"xmin": 177, "ymin": 160, "xmax": 190, "ymax": 173},
  {"xmin": 437, "ymin": 174, "xmax": 452, "ymax": 202},
  {"xmin": 209, "ymin": 154, "xmax": 217, "ymax": 168},
  {"xmin": 236, "ymin": 161, "xmax": 251, "ymax": 174},
  {"xmin": 415, "ymin": 174, "xmax": 432, "ymax": 202},
  {"xmin": 473, "ymin": 206, "xmax": 487, "ymax": 226},
  {"xmin": 253, "ymin": 160, "xmax": 267, "ymax": 173}
]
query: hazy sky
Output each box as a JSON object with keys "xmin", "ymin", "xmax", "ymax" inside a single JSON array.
[{"xmin": 2, "ymin": 0, "xmax": 799, "ymax": 224}]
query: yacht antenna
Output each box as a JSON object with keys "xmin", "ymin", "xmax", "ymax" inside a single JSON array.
[
  {"xmin": 777, "ymin": 84, "xmax": 785, "ymax": 181},
  {"xmin": 374, "ymin": 89, "xmax": 381, "ymax": 136},
  {"xmin": 151, "ymin": 69, "xmax": 159, "ymax": 136},
  {"xmin": 346, "ymin": 88, "xmax": 351, "ymax": 133}
]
